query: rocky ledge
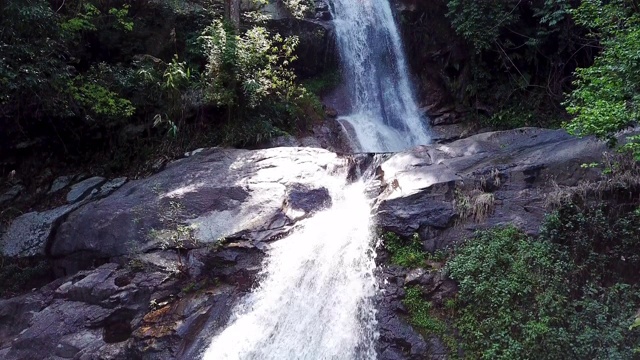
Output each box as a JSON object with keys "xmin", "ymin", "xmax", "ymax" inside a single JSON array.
[{"xmin": 0, "ymin": 128, "xmax": 614, "ymax": 359}]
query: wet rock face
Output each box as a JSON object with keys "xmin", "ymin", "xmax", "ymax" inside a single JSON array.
[
  {"xmin": 394, "ymin": 0, "xmax": 464, "ymax": 113},
  {"xmin": 0, "ymin": 128, "xmax": 619, "ymax": 360},
  {"xmin": 47, "ymin": 147, "xmax": 345, "ymax": 275},
  {"xmin": 0, "ymin": 244, "xmax": 265, "ymax": 360},
  {"xmin": 374, "ymin": 128, "xmax": 605, "ymax": 251}
]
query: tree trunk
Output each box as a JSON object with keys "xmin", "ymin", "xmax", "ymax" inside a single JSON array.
[{"xmin": 225, "ymin": 0, "xmax": 241, "ymax": 29}]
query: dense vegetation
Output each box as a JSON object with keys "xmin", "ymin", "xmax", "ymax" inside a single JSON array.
[
  {"xmin": 441, "ymin": 0, "xmax": 639, "ymax": 156},
  {"xmin": 1, "ymin": 0, "xmax": 639, "ymax": 175},
  {"xmin": 0, "ymin": 0, "xmax": 321, "ymax": 175},
  {"xmin": 386, "ymin": 185, "xmax": 640, "ymax": 358}
]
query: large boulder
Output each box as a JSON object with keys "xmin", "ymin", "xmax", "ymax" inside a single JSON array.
[
  {"xmin": 375, "ymin": 128, "xmax": 606, "ymax": 251},
  {"xmin": 1, "ymin": 203, "xmax": 82, "ymax": 257},
  {"xmin": 49, "ymin": 147, "xmax": 345, "ymax": 273}
]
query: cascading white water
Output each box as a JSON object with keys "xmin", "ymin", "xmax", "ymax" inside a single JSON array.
[
  {"xmin": 202, "ymin": 175, "xmax": 379, "ymax": 360},
  {"xmin": 329, "ymin": 0, "xmax": 431, "ymax": 152},
  {"xmin": 202, "ymin": 1, "xmax": 427, "ymax": 358}
]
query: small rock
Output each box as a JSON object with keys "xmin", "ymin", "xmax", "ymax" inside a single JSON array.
[
  {"xmin": 317, "ymin": 11, "xmax": 332, "ymax": 21},
  {"xmin": 325, "ymin": 107, "xmax": 338, "ymax": 118},
  {"xmin": 184, "ymin": 148, "xmax": 205, "ymax": 157},
  {"xmin": 66, "ymin": 177, "xmax": 106, "ymax": 203},
  {"xmin": 404, "ymin": 268, "xmax": 428, "ymax": 286},
  {"xmin": 93, "ymin": 177, "xmax": 127, "ymax": 198},
  {"xmin": 49, "ymin": 176, "xmax": 74, "ymax": 194},
  {"xmin": 431, "ymin": 113, "xmax": 460, "ymax": 126},
  {"xmin": 0, "ymin": 184, "xmax": 25, "ymax": 204},
  {"xmin": 284, "ymin": 184, "xmax": 332, "ymax": 220},
  {"xmin": 267, "ymin": 135, "xmax": 300, "ymax": 148}
]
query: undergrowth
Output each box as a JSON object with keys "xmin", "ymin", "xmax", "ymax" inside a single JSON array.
[
  {"xmin": 446, "ymin": 205, "xmax": 640, "ymax": 359},
  {"xmin": 403, "ymin": 286, "xmax": 447, "ymax": 334},
  {"xmin": 383, "ymin": 232, "xmax": 427, "ymax": 268},
  {"xmin": 0, "ymin": 257, "xmax": 52, "ymax": 298}
]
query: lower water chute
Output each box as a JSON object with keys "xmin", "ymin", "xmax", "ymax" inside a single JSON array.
[{"xmin": 202, "ymin": 179, "xmax": 379, "ymax": 360}]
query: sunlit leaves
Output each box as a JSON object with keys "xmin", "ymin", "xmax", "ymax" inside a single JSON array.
[{"xmin": 564, "ymin": 0, "xmax": 640, "ymax": 155}]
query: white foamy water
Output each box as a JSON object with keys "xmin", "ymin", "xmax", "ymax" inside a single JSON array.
[
  {"xmin": 330, "ymin": 0, "xmax": 431, "ymax": 152},
  {"xmin": 202, "ymin": 178, "xmax": 379, "ymax": 360},
  {"xmin": 202, "ymin": 0, "xmax": 428, "ymax": 357}
]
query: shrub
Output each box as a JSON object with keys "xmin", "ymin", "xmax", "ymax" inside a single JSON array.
[
  {"xmin": 447, "ymin": 212, "xmax": 640, "ymax": 360},
  {"xmin": 564, "ymin": 0, "xmax": 640, "ymax": 158},
  {"xmin": 383, "ymin": 232, "xmax": 427, "ymax": 268},
  {"xmin": 403, "ymin": 286, "xmax": 447, "ymax": 335},
  {"xmin": 200, "ymin": 19, "xmax": 309, "ymax": 145},
  {"xmin": 447, "ymin": 226, "xmax": 571, "ymax": 359}
]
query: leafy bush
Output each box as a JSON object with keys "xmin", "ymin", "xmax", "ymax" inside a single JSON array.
[
  {"xmin": 447, "ymin": 213, "xmax": 640, "ymax": 360},
  {"xmin": 383, "ymin": 232, "xmax": 427, "ymax": 268},
  {"xmin": 68, "ymin": 76, "xmax": 135, "ymax": 122},
  {"xmin": 200, "ymin": 19, "xmax": 313, "ymax": 145},
  {"xmin": 202, "ymin": 20, "xmax": 300, "ymax": 108},
  {"xmin": 447, "ymin": 226, "xmax": 571, "ymax": 359},
  {"xmin": 403, "ymin": 286, "xmax": 447, "ymax": 335},
  {"xmin": 564, "ymin": 0, "xmax": 640, "ymax": 158},
  {"xmin": 282, "ymin": 0, "xmax": 314, "ymax": 19}
]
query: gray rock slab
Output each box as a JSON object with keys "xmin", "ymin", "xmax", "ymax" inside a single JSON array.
[
  {"xmin": 50, "ymin": 147, "xmax": 345, "ymax": 265},
  {"xmin": 49, "ymin": 175, "xmax": 74, "ymax": 194},
  {"xmin": 66, "ymin": 176, "xmax": 106, "ymax": 203},
  {"xmin": 1, "ymin": 203, "xmax": 81, "ymax": 257},
  {"xmin": 0, "ymin": 184, "xmax": 25, "ymax": 204},
  {"xmin": 375, "ymin": 128, "xmax": 608, "ymax": 251},
  {"xmin": 94, "ymin": 177, "xmax": 127, "ymax": 198}
]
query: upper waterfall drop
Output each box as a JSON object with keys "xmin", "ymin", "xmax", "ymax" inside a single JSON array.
[{"xmin": 329, "ymin": 0, "xmax": 431, "ymax": 153}]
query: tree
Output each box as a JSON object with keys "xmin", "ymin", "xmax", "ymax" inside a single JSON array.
[
  {"xmin": 564, "ymin": 0, "xmax": 640, "ymax": 158},
  {"xmin": 224, "ymin": 0, "xmax": 240, "ymax": 28}
]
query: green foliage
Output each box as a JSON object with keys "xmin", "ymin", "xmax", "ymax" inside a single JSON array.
[
  {"xmin": 60, "ymin": 3, "xmax": 100, "ymax": 34},
  {"xmin": 153, "ymin": 54, "xmax": 192, "ymax": 136},
  {"xmin": 108, "ymin": 5, "xmax": 134, "ymax": 31},
  {"xmin": 200, "ymin": 19, "xmax": 311, "ymax": 145},
  {"xmin": 447, "ymin": 210, "xmax": 640, "ymax": 360},
  {"xmin": 564, "ymin": 0, "xmax": 640, "ymax": 157},
  {"xmin": 201, "ymin": 20, "xmax": 300, "ymax": 109},
  {"xmin": 540, "ymin": 204, "xmax": 640, "ymax": 286},
  {"xmin": 444, "ymin": 0, "xmax": 580, "ymax": 128},
  {"xmin": 0, "ymin": 0, "xmax": 143, "ymax": 153},
  {"xmin": 448, "ymin": 226, "xmax": 570, "ymax": 359},
  {"xmin": 403, "ymin": 286, "xmax": 447, "ymax": 334},
  {"xmin": 446, "ymin": 0, "xmax": 522, "ymax": 52},
  {"xmin": 302, "ymin": 70, "xmax": 341, "ymax": 96},
  {"xmin": 622, "ymin": 135, "xmax": 640, "ymax": 161},
  {"xmin": 60, "ymin": 3, "xmax": 133, "ymax": 43},
  {"xmin": 383, "ymin": 232, "xmax": 427, "ymax": 268},
  {"xmin": 282, "ymin": 0, "xmax": 313, "ymax": 19},
  {"xmin": 0, "ymin": 0, "xmax": 71, "ymax": 121},
  {"xmin": 68, "ymin": 77, "xmax": 135, "ymax": 121}
]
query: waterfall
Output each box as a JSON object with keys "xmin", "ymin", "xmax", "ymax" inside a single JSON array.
[
  {"xmin": 202, "ymin": 1, "xmax": 427, "ymax": 358},
  {"xmin": 330, "ymin": 0, "xmax": 431, "ymax": 152},
  {"xmin": 202, "ymin": 176, "xmax": 379, "ymax": 360}
]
